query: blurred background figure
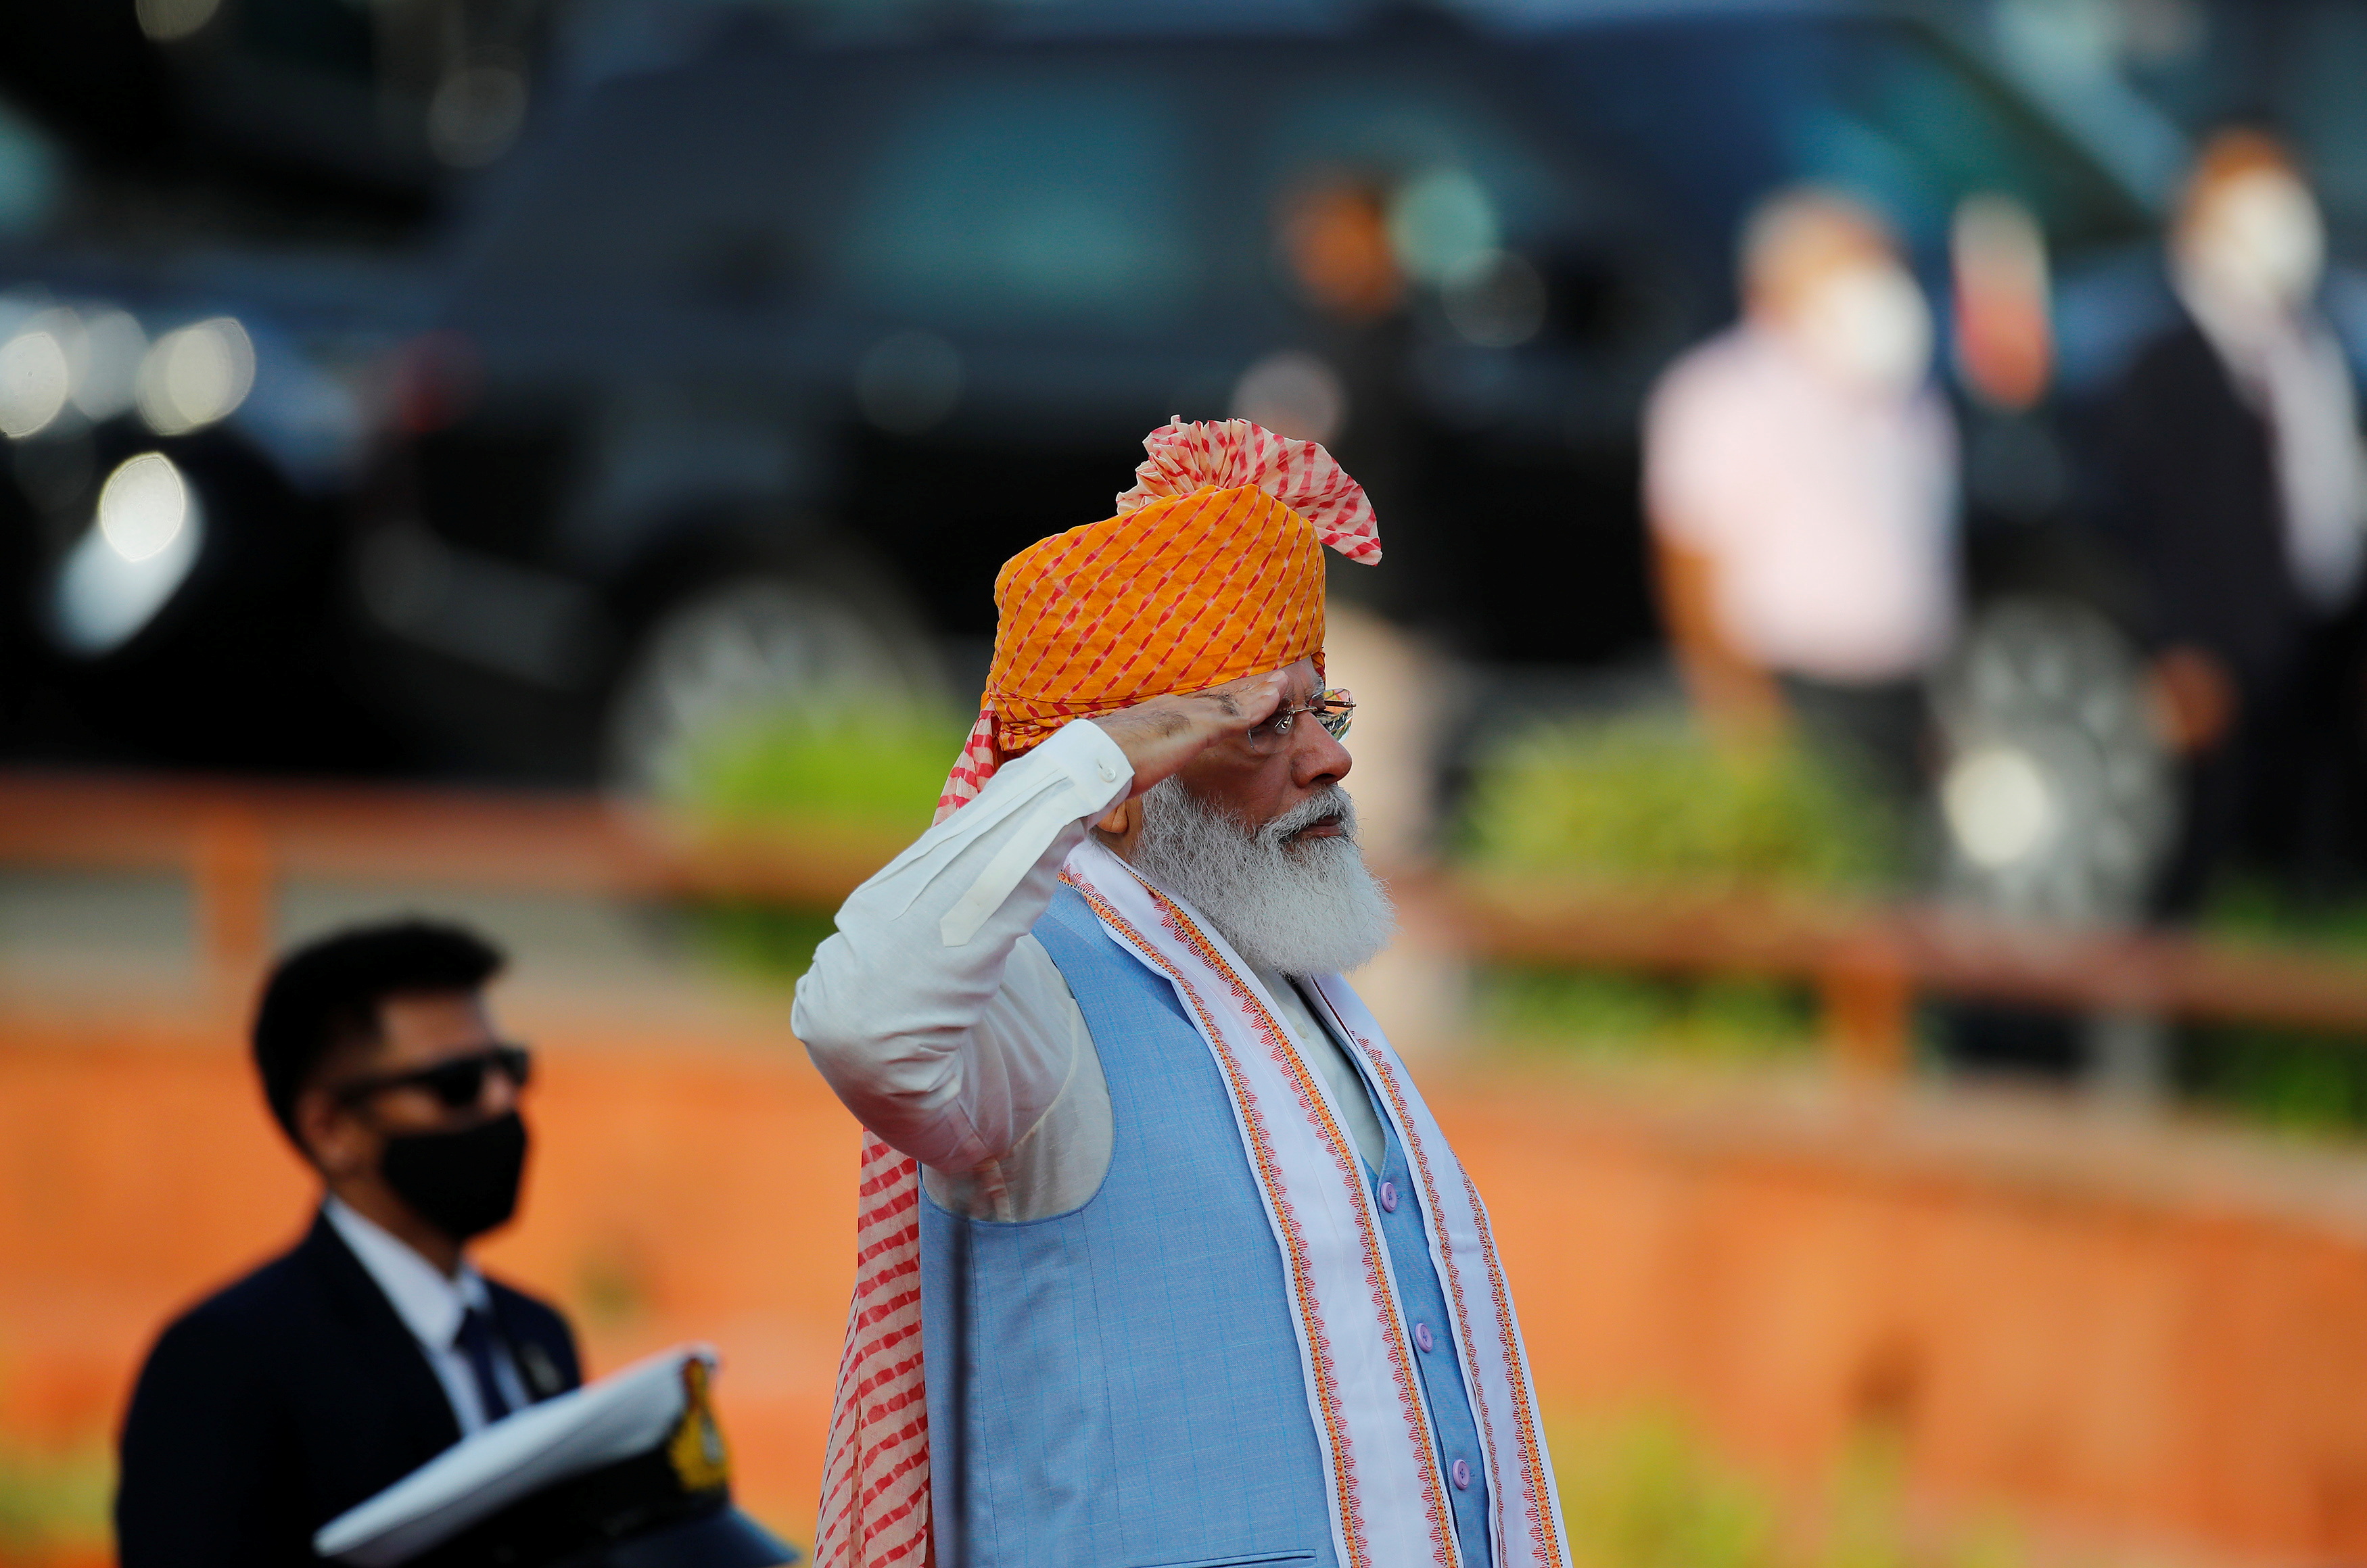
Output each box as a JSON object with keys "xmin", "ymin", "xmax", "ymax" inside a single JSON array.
[
  {"xmin": 1645, "ymin": 188, "xmax": 1959, "ymax": 806},
  {"xmin": 116, "ymin": 921, "xmax": 578, "ymax": 1568},
  {"xmin": 1947, "ymin": 189, "xmax": 2078, "ymax": 538},
  {"xmin": 1265, "ymin": 172, "xmax": 1417, "ymax": 613},
  {"xmin": 2095, "ymin": 128, "xmax": 2367, "ymax": 918},
  {"xmin": 1952, "ymin": 193, "xmax": 2056, "ymax": 418}
]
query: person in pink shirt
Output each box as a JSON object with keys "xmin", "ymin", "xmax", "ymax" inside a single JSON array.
[{"xmin": 1646, "ymin": 187, "xmax": 1960, "ymax": 802}]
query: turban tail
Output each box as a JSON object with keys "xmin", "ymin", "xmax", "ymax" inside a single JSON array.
[{"xmin": 935, "ymin": 418, "xmax": 1381, "ymax": 819}]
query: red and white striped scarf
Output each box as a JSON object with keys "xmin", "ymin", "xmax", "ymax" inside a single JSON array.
[{"xmin": 813, "ymin": 1131, "xmax": 934, "ymax": 1565}]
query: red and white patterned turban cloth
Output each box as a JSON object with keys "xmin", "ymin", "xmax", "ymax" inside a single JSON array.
[{"xmin": 934, "ymin": 416, "xmax": 1382, "ymax": 820}]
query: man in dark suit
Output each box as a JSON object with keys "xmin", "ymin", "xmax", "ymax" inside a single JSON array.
[
  {"xmin": 117, "ymin": 920, "xmax": 582, "ymax": 1567},
  {"xmin": 2097, "ymin": 129, "xmax": 2367, "ymax": 916}
]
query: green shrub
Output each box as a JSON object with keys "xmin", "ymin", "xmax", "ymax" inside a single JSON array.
[
  {"xmin": 1461, "ymin": 713, "xmax": 1899, "ymax": 894},
  {"xmin": 2178, "ymin": 1022, "xmax": 2367, "ymax": 1135},
  {"xmin": 667, "ymin": 704, "xmax": 964, "ymax": 985},
  {"xmin": 2180, "ymin": 880, "xmax": 2367, "ymax": 1135},
  {"xmin": 1552, "ymin": 1410, "xmax": 2035, "ymax": 1568},
  {"xmin": 2206, "ymin": 875, "xmax": 2367, "ymax": 955},
  {"xmin": 1555, "ymin": 1412, "xmax": 1777, "ymax": 1568},
  {"xmin": 0, "ymin": 1441, "xmax": 110, "ymax": 1556},
  {"xmin": 1479, "ymin": 968, "xmax": 1817, "ymax": 1061},
  {"xmin": 673, "ymin": 704, "xmax": 968, "ymax": 838},
  {"xmin": 685, "ymin": 903, "xmax": 841, "ymax": 989}
]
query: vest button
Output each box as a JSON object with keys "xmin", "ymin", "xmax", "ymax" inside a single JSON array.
[
  {"xmin": 1378, "ymin": 1180, "xmax": 1399, "ymax": 1212},
  {"xmin": 1414, "ymin": 1321, "xmax": 1434, "ymax": 1353},
  {"xmin": 1451, "ymin": 1458, "xmax": 1472, "ymax": 1490}
]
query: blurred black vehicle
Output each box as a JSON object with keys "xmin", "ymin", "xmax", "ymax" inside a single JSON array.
[
  {"xmin": 0, "ymin": 0, "xmax": 2161, "ymax": 786},
  {"xmin": 350, "ymin": 0, "xmax": 2159, "ymax": 790},
  {"xmin": 0, "ymin": 0, "xmax": 542, "ymax": 771},
  {"xmin": 0, "ymin": 246, "xmax": 438, "ymax": 770}
]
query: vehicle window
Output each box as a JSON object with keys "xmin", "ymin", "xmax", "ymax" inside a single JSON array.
[
  {"xmin": 2279, "ymin": 3, "xmax": 2367, "ymax": 250},
  {"xmin": 1257, "ymin": 72, "xmax": 1595, "ymax": 256},
  {"xmin": 0, "ymin": 95, "xmax": 60, "ymax": 239},
  {"xmin": 837, "ymin": 69, "xmax": 1205, "ymax": 335},
  {"xmin": 1547, "ymin": 17, "xmax": 2149, "ymax": 260},
  {"xmin": 1246, "ymin": 62, "xmax": 1681, "ymax": 362},
  {"xmin": 450, "ymin": 60, "xmax": 841, "ymax": 310},
  {"xmin": 235, "ymin": 0, "xmax": 375, "ymax": 82}
]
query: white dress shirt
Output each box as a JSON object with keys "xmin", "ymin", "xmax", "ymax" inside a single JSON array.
[
  {"xmin": 323, "ymin": 1197, "xmax": 528, "ymax": 1433},
  {"xmin": 793, "ymin": 719, "xmax": 1388, "ymax": 1224}
]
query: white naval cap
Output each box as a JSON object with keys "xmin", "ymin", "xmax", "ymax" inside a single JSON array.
[{"xmin": 315, "ymin": 1345, "xmax": 794, "ymax": 1568}]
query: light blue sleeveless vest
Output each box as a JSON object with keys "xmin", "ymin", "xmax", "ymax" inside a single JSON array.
[{"xmin": 920, "ymin": 886, "xmax": 1491, "ymax": 1567}]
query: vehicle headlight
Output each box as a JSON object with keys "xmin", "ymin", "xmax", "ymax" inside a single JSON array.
[
  {"xmin": 51, "ymin": 452, "xmax": 205, "ymax": 655},
  {"xmin": 137, "ymin": 317, "xmax": 254, "ymax": 435},
  {"xmin": 0, "ymin": 315, "xmax": 71, "ymax": 438}
]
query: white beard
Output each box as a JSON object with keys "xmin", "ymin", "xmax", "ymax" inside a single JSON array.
[{"xmin": 1126, "ymin": 778, "xmax": 1398, "ymax": 977}]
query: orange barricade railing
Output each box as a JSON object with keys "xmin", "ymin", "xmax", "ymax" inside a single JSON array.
[{"xmin": 7, "ymin": 767, "xmax": 2367, "ymax": 1066}]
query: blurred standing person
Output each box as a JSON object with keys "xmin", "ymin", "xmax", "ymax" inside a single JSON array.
[
  {"xmin": 116, "ymin": 921, "xmax": 579, "ymax": 1568},
  {"xmin": 1263, "ymin": 172, "xmax": 1424, "ymax": 618},
  {"xmin": 1645, "ymin": 188, "xmax": 1960, "ymax": 803},
  {"xmin": 2099, "ymin": 129, "xmax": 2367, "ymax": 916},
  {"xmin": 1951, "ymin": 193, "xmax": 2079, "ymax": 532},
  {"xmin": 1952, "ymin": 194, "xmax": 2055, "ymax": 421}
]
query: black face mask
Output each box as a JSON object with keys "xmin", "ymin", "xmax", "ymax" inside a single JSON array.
[{"xmin": 379, "ymin": 1111, "xmax": 529, "ymax": 1242}]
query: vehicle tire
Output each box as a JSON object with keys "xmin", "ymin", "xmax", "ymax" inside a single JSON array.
[{"xmin": 601, "ymin": 571, "xmax": 942, "ymax": 799}]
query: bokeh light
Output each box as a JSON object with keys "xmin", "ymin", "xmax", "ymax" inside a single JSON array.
[
  {"xmin": 134, "ymin": 0, "xmax": 220, "ymax": 43},
  {"xmin": 1942, "ymin": 744, "xmax": 2057, "ymax": 870},
  {"xmin": 51, "ymin": 452, "xmax": 204, "ymax": 655},
  {"xmin": 0, "ymin": 316, "xmax": 70, "ymax": 438},
  {"xmin": 135, "ymin": 317, "xmax": 255, "ymax": 436},
  {"xmin": 97, "ymin": 451, "xmax": 191, "ymax": 564}
]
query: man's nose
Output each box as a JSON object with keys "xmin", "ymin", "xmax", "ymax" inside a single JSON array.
[
  {"xmin": 1293, "ymin": 723, "xmax": 1351, "ymax": 787},
  {"xmin": 480, "ymin": 1065, "xmax": 522, "ymax": 1116}
]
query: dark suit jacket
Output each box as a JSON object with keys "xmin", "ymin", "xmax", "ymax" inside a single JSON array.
[
  {"xmin": 2098, "ymin": 314, "xmax": 2314, "ymax": 698},
  {"xmin": 116, "ymin": 1211, "xmax": 581, "ymax": 1568}
]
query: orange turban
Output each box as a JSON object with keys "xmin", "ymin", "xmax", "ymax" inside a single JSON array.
[{"xmin": 935, "ymin": 419, "xmax": 1380, "ymax": 818}]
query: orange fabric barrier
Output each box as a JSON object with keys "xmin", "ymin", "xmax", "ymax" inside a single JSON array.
[
  {"xmin": 15, "ymin": 1022, "xmax": 2367, "ymax": 1563},
  {"xmin": 0, "ymin": 1012, "xmax": 854, "ymax": 1551}
]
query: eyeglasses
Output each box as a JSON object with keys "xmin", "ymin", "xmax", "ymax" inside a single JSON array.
[
  {"xmin": 333, "ymin": 1045, "xmax": 532, "ymax": 1110},
  {"xmin": 1246, "ymin": 687, "xmax": 1356, "ymax": 751}
]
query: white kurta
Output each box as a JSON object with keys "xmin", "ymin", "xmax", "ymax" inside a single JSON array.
[{"xmin": 791, "ymin": 719, "xmax": 1387, "ymax": 1222}]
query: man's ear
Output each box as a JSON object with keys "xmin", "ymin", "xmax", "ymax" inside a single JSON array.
[{"xmin": 294, "ymin": 1086, "xmax": 363, "ymax": 1179}]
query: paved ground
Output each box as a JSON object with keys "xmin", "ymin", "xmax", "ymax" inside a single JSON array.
[{"xmin": 0, "ymin": 868, "xmax": 801, "ymax": 1035}]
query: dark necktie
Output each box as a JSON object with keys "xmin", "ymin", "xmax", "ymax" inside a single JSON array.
[{"xmin": 455, "ymin": 1306, "xmax": 514, "ymax": 1425}]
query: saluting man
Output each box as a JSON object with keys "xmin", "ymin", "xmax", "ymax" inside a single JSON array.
[
  {"xmin": 117, "ymin": 920, "xmax": 581, "ymax": 1567},
  {"xmin": 795, "ymin": 421, "xmax": 1569, "ymax": 1568}
]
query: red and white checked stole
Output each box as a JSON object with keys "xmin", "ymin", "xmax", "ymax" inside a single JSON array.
[{"xmin": 814, "ymin": 1133, "xmax": 932, "ymax": 1567}]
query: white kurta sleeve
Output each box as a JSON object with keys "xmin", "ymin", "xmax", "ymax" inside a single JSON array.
[{"xmin": 791, "ymin": 719, "xmax": 1132, "ymax": 1184}]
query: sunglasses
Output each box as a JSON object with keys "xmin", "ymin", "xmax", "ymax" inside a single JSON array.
[
  {"xmin": 333, "ymin": 1045, "xmax": 533, "ymax": 1110},
  {"xmin": 1247, "ymin": 687, "xmax": 1356, "ymax": 750}
]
